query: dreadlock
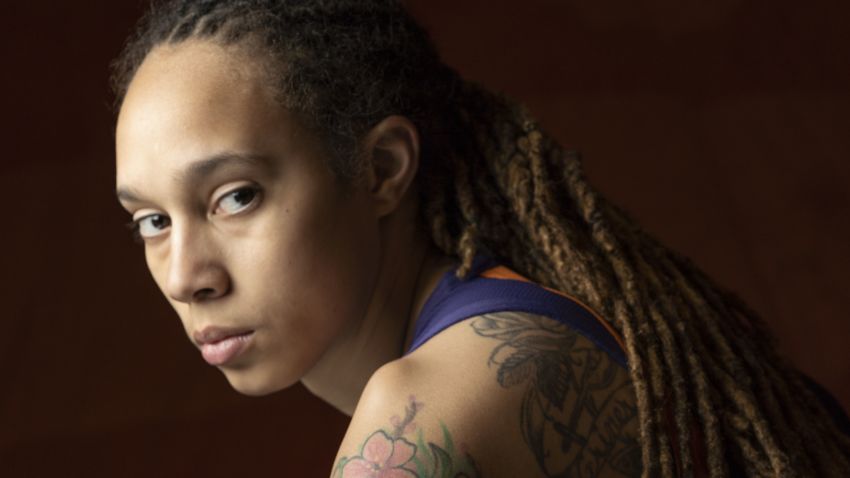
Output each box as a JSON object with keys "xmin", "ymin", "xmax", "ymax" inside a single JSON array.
[{"xmin": 110, "ymin": 1, "xmax": 850, "ymax": 475}]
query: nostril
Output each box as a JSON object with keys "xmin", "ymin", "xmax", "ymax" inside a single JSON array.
[{"xmin": 194, "ymin": 287, "xmax": 217, "ymax": 300}]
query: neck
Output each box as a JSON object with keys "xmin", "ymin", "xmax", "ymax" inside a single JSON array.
[{"xmin": 300, "ymin": 232, "xmax": 456, "ymax": 415}]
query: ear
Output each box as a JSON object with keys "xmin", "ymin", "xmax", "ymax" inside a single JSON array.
[{"xmin": 361, "ymin": 115, "xmax": 420, "ymax": 218}]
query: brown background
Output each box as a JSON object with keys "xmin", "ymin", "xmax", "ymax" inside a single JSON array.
[{"xmin": 1, "ymin": 1, "xmax": 848, "ymax": 476}]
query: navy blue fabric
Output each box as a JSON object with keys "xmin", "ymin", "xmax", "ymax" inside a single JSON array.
[
  {"xmin": 404, "ymin": 253, "xmax": 850, "ymax": 473},
  {"xmin": 405, "ymin": 253, "xmax": 628, "ymax": 368}
]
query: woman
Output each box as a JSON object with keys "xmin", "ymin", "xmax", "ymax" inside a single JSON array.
[{"xmin": 110, "ymin": 1, "xmax": 850, "ymax": 476}]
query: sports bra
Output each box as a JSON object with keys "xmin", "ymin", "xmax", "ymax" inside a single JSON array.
[
  {"xmin": 403, "ymin": 253, "xmax": 850, "ymax": 477},
  {"xmin": 404, "ymin": 253, "xmax": 626, "ymax": 365}
]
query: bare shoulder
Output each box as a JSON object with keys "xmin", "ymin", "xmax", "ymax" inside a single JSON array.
[
  {"xmin": 331, "ymin": 310, "xmax": 642, "ymax": 477},
  {"xmin": 331, "ymin": 354, "xmax": 485, "ymax": 477}
]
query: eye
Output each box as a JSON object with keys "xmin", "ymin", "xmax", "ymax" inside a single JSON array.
[
  {"xmin": 130, "ymin": 213, "xmax": 171, "ymax": 241},
  {"xmin": 215, "ymin": 186, "xmax": 260, "ymax": 215}
]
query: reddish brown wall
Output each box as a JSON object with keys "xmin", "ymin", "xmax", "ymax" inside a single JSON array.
[{"xmin": 2, "ymin": 1, "xmax": 848, "ymax": 476}]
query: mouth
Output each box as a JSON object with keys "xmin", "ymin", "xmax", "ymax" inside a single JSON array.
[{"xmin": 194, "ymin": 327, "xmax": 255, "ymax": 366}]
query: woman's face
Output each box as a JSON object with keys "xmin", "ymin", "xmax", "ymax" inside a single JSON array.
[{"xmin": 115, "ymin": 40, "xmax": 381, "ymax": 395}]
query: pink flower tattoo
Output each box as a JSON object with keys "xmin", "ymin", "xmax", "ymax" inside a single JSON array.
[{"xmin": 341, "ymin": 430, "xmax": 417, "ymax": 478}]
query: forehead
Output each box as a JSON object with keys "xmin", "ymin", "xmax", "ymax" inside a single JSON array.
[{"xmin": 115, "ymin": 39, "xmax": 287, "ymax": 187}]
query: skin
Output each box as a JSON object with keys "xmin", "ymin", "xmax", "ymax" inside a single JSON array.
[
  {"xmin": 115, "ymin": 38, "xmax": 642, "ymax": 477},
  {"xmin": 115, "ymin": 39, "xmax": 456, "ymax": 413},
  {"xmin": 333, "ymin": 310, "xmax": 641, "ymax": 477}
]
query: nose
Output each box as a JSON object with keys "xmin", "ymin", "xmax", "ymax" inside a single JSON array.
[{"xmin": 164, "ymin": 224, "xmax": 230, "ymax": 304}]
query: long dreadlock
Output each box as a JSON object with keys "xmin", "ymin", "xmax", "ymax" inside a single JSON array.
[{"xmin": 110, "ymin": 1, "xmax": 850, "ymax": 475}]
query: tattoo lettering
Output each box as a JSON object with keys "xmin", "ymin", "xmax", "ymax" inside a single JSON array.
[
  {"xmin": 334, "ymin": 395, "xmax": 481, "ymax": 478},
  {"xmin": 472, "ymin": 312, "xmax": 642, "ymax": 477}
]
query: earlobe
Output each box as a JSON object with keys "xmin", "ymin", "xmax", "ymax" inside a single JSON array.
[{"xmin": 363, "ymin": 115, "xmax": 420, "ymax": 218}]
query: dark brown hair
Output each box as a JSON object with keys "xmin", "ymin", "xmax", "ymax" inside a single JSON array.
[{"xmin": 110, "ymin": 1, "xmax": 850, "ymax": 475}]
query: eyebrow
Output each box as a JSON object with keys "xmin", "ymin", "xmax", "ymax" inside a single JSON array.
[{"xmin": 116, "ymin": 152, "xmax": 273, "ymax": 203}]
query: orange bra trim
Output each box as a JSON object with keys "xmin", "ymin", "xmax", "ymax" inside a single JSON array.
[{"xmin": 479, "ymin": 265, "xmax": 627, "ymax": 354}]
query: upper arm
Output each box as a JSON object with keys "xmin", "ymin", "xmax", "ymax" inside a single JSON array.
[
  {"xmin": 331, "ymin": 358, "xmax": 485, "ymax": 477},
  {"xmin": 331, "ymin": 310, "xmax": 642, "ymax": 477}
]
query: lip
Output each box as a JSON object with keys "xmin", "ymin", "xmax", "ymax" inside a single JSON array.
[
  {"xmin": 193, "ymin": 326, "xmax": 254, "ymax": 346},
  {"xmin": 193, "ymin": 326, "xmax": 255, "ymax": 366}
]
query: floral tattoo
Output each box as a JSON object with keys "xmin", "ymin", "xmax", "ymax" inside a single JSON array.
[{"xmin": 333, "ymin": 396, "xmax": 481, "ymax": 478}]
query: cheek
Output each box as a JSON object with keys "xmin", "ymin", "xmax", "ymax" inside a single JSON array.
[
  {"xmin": 306, "ymin": 196, "xmax": 381, "ymax": 310},
  {"xmin": 249, "ymin": 194, "xmax": 380, "ymax": 339}
]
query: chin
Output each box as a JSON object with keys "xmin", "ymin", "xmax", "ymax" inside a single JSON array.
[{"xmin": 220, "ymin": 367, "xmax": 299, "ymax": 397}]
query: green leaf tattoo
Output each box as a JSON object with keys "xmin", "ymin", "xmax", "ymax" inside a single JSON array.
[{"xmin": 334, "ymin": 395, "xmax": 481, "ymax": 478}]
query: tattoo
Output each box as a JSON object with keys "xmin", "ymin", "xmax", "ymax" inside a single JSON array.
[
  {"xmin": 471, "ymin": 312, "xmax": 642, "ymax": 477},
  {"xmin": 334, "ymin": 395, "xmax": 481, "ymax": 478}
]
